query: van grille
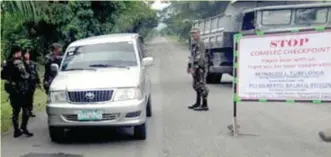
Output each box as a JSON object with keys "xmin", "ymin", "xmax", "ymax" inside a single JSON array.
[
  {"xmin": 68, "ymin": 90, "xmax": 113, "ymax": 103},
  {"xmin": 64, "ymin": 113, "xmax": 119, "ymax": 121}
]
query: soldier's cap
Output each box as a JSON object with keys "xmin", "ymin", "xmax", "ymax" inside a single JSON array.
[
  {"xmin": 51, "ymin": 43, "xmax": 62, "ymax": 50},
  {"xmin": 190, "ymin": 27, "xmax": 200, "ymax": 33}
]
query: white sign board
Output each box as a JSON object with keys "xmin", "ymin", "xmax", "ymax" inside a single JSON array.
[{"xmin": 237, "ymin": 31, "xmax": 331, "ymax": 101}]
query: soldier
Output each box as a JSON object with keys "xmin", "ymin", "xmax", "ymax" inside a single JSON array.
[
  {"xmin": 23, "ymin": 49, "xmax": 41, "ymax": 117},
  {"xmin": 187, "ymin": 27, "xmax": 209, "ymax": 111},
  {"xmin": 43, "ymin": 43, "xmax": 62, "ymax": 94},
  {"xmin": 1, "ymin": 45, "xmax": 33, "ymax": 138}
]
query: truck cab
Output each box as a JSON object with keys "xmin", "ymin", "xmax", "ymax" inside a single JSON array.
[{"xmin": 192, "ymin": 0, "xmax": 330, "ymax": 84}]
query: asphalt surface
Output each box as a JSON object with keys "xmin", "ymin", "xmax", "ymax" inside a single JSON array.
[{"xmin": 2, "ymin": 37, "xmax": 331, "ymax": 157}]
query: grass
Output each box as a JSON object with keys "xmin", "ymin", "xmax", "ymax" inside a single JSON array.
[{"xmin": 1, "ymin": 65, "xmax": 47, "ymax": 134}]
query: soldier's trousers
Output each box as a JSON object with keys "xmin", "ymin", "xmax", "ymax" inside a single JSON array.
[
  {"xmin": 9, "ymin": 93, "xmax": 30, "ymax": 131},
  {"xmin": 26, "ymin": 89, "xmax": 35, "ymax": 112},
  {"xmin": 43, "ymin": 82, "xmax": 49, "ymax": 94},
  {"xmin": 192, "ymin": 67, "xmax": 209, "ymax": 99}
]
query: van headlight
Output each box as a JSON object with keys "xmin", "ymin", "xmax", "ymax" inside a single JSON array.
[
  {"xmin": 113, "ymin": 88, "xmax": 142, "ymax": 101},
  {"xmin": 49, "ymin": 91, "xmax": 67, "ymax": 103}
]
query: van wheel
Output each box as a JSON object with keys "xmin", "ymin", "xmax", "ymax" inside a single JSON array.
[
  {"xmin": 206, "ymin": 73, "xmax": 222, "ymax": 84},
  {"xmin": 134, "ymin": 123, "xmax": 146, "ymax": 140},
  {"xmin": 146, "ymin": 96, "xmax": 152, "ymax": 117},
  {"xmin": 49, "ymin": 126, "xmax": 66, "ymax": 143}
]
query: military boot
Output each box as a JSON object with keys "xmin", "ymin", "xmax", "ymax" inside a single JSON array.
[
  {"xmin": 188, "ymin": 92, "xmax": 201, "ymax": 109},
  {"xmin": 194, "ymin": 98, "xmax": 209, "ymax": 111},
  {"xmin": 20, "ymin": 113, "xmax": 33, "ymax": 137},
  {"xmin": 12, "ymin": 117, "xmax": 22, "ymax": 138}
]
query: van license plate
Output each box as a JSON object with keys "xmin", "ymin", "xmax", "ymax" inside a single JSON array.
[{"xmin": 77, "ymin": 110, "xmax": 103, "ymax": 121}]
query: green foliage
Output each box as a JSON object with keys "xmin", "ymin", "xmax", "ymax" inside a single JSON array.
[
  {"xmin": 145, "ymin": 28, "xmax": 159, "ymax": 41},
  {"xmin": 160, "ymin": 1, "xmax": 229, "ymax": 40},
  {"xmin": 112, "ymin": 1, "xmax": 158, "ymax": 37},
  {"xmin": 1, "ymin": 0, "xmax": 39, "ymax": 21},
  {"xmin": 159, "ymin": 27, "xmax": 175, "ymax": 36},
  {"xmin": 1, "ymin": 1, "xmax": 158, "ymax": 61}
]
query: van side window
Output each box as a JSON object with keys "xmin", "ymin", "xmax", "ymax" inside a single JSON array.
[{"xmin": 242, "ymin": 12, "xmax": 256, "ymax": 31}]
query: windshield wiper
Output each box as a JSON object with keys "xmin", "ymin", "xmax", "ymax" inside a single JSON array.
[
  {"xmin": 63, "ymin": 68, "xmax": 96, "ymax": 71},
  {"xmin": 89, "ymin": 64, "xmax": 129, "ymax": 68}
]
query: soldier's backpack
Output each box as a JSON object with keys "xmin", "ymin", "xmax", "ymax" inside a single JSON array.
[
  {"xmin": 1, "ymin": 60, "xmax": 15, "ymax": 94},
  {"xmin": 1, "ymin": 60, "xmax": 11, "ymax": 81}
]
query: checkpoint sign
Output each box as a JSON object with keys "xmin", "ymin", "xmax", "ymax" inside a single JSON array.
[{"xmin": 236, "ymin": 30, "xmax": 331, "ymax": 101}]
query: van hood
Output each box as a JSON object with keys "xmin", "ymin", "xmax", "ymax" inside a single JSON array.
[{"xmin": 50, "ymin": 67, "xmax": 141, "ymax": 91}]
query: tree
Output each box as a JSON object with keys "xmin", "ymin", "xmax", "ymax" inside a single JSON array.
[
  {"xmin": 160, "ymin": 1, "xmax": 229, "ymax": 40},
  {"xmin": 1, "ymin": 1, "xmax": 40, "ymax": 21},
  {"xmin": 1, "ymin": 1, "xmax": 158, "ymax": 61}
]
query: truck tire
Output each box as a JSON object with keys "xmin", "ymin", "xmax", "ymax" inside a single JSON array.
[{"xmin": 206, "ymin": 73, "xmax": 222, "ymax": 84}]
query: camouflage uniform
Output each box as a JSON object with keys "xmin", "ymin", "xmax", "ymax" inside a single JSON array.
[
  {"xmin": 2, "ymin": 57, "xmax": 33, "ymax": 137},
  {"xmin": 25, "ymin": 60, "xmax": 41, "ymax": 116},
  {"xmin": 43, "ymin": 53, "xmax": 62, "ymax": 94},
  {"xmin": 188, "ymin": 38, "xmax": 209, "ymax": 111}
]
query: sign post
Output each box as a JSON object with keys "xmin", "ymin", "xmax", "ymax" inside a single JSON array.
[{"xmin": 229, "ymin": 27, "xmax": 331, "ymax": 136}]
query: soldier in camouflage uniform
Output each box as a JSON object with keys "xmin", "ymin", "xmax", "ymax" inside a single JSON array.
[
  {"xmin": 1, "ymin": 45, "xmax": 33, "ymax": 138},
  {"xmin": 187, "ymin": 28, "xmax": 209, "ymax": 111},
  {"xmin": 23, "ymin": 49, "xmax": 41, "ymax": 117},
  {"xmin": 43, "ymin": 43, "xmax": 62, "ymax": 94}
]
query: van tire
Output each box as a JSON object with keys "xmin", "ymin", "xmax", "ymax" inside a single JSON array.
[
  {"xmin": 49, "ymin": 126, "xmax": 66, "ymax": 143},
  {"xmin": 146, "ymin": 96, "xmax": 152, "ymax": 117},
  {"xmin": 134, "ymin": 123, "xmax": 146, "ymax": 140}
]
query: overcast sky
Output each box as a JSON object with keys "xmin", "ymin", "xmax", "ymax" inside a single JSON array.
[{"xmin": 151, "ymin": 0, "xmax": 170, "ymax": 10}]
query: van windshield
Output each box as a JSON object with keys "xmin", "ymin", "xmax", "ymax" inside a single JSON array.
[
  {"xmin": 262, "ymin": 9, "xmax": 292, "ymax": 25},
  {"xmin": 295, "ymin": 8, "xmax": 329, "ymax": 24},
  {"xmin": 60, "ymin": 42, "xmax": 137, "ymax": 71}
]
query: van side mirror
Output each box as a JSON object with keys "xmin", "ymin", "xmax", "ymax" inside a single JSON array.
[
  {"xmin": 142, "ymin": 57, "xmax": 154, "ymax": 67},
  {"xmin": 50, "ymin": 63, "xmax": 59, "ymax": 74}
]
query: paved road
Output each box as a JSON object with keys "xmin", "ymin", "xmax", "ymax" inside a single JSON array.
[{"xmin": 2, "ymin": 37, "xmax": 331, "ymax": 157}]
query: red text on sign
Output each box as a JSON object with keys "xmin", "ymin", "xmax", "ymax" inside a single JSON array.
[{"xmin": 270, "ymin": 38, "xmax": 309, "ymax": 48}]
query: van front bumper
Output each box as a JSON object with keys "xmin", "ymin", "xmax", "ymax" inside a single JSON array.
[{"xmin": 46, "ymin": 99, "xmax": 147, "ymax": 127}]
